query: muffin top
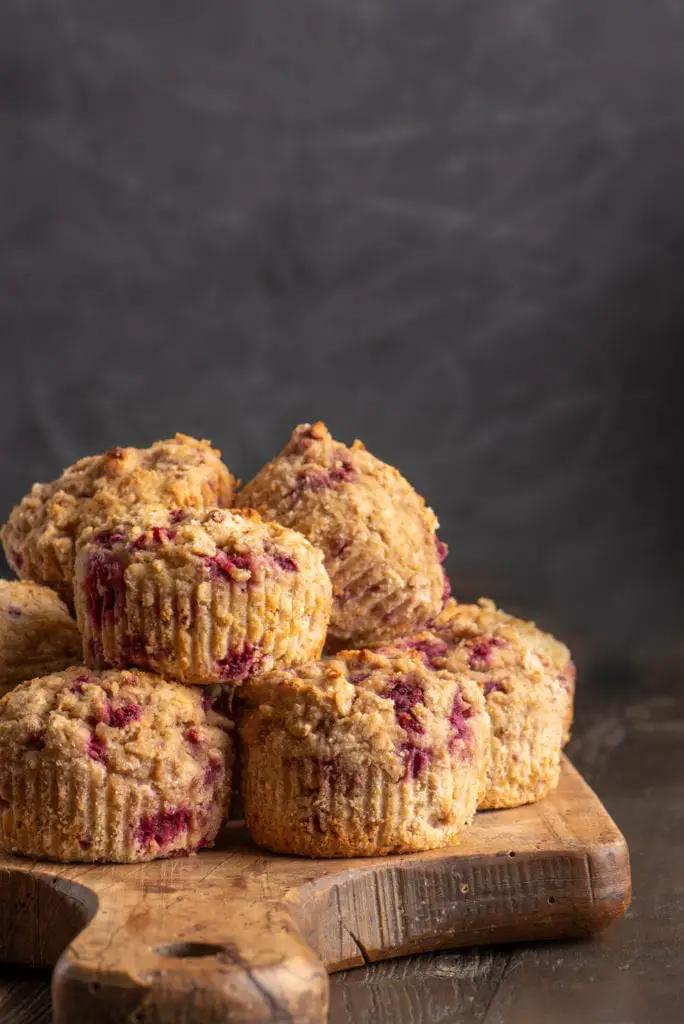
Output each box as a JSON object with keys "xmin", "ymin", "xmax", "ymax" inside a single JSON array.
[
  {"xmin": 377, "ymin": 598, "xmax": 574, "ymax": 699},
  {"xmin": 1, "ymin": 434, "xmax": 235, "ymax": 604},
  {"xmin": 432, "ymin": 598, "xmax": 572, "ymax": 682},
  {"xmin": 0, "ymin": 579, "xmax": 81, "ymax": 690},
  {"xmin": 242, "ymin": 646, "xmax": 487, "ymax": 780},
  {"xmin": 237, "ymin": 422, "xmax": 447, "ymax": 645},
  {"xmin": 76, "ymin": 504, "xmax": 330, "ymax": 587},
  {"xmin": 0, "ymin": 666, "xmax": 231, "ymax": 794}
]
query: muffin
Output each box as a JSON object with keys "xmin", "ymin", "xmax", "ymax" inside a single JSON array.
[
  {"xmin": 0, "ymin": 580, "xmax": 81, "ymax": 696},
  {"xmin": 74, "ymin": 505, "xmax": 332, "ymax": 684},
  {"xmin": 236, "ymin": 422, "xmax": 449, "ymax": 649},
  {"xmin": 1, "ymin": 434, "xmax": 235, "ymax": 607},
  {"xmin": 384, "ymin": 598, "xmax": 575, "ymax": 809},
  {"xmin": 241, "ymin": 647, "xmax": 490, "ymax": 857},
  {"xmin": 0, "ymin": 666, "xmax": 232, "ymax": 862}
]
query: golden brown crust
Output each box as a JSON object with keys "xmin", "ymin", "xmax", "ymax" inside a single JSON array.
[
  {"xmin": 73, "ymin": 505, "xmax": 332, "ymax": 684},
  {"xmin": 380, "ymin": 598, "xmax": 574, "ymax": 809},
  {"xmin": 0, "ymin": 580, "xmax": 81, "ymax": 692},
  {"xmin": 241, "ymin": 647, "xmax": 490, "ymax": 856},
  {"xmin": 236, "ymin": 423, "xmax": 448, "ymax": 648},
  {"xmin": 0, "ymin": 666, "xmax": 232, "ymax": 862},
  {"xmin": 433, "ymin": 598, "xmax": 572, "ymax": 673},
  {"xmin": 1, "ymin": 435, "xmax": 235, "ymax": 607}
]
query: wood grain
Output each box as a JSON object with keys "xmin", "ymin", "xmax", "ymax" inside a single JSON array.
[
  {"xmin": 0, "ymin": 757, "xmax": 629, "ymax": 1024},
  {"xmin": 0, "ymin": 968, "xmax": 52, "ymax": 1024}
]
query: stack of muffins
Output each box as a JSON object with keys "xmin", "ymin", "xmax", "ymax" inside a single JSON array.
[{"xmin": 0, "ymin": 425, "xmax": 574, "ymax": 863}]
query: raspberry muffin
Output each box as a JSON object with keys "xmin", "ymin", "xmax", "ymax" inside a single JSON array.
[
  {"xmin": 74, "ymin": 505, "xmax": 332, "ymax": 684},
  {"xmin": 0, "ymin": 580, "xmax": 81, "ymax": 696},
  {"xmin": 384, "ymin": 598, "xmax": 575, "ymax": 809},
  {"xmin": 236, "ymin": 422, "xmax": 449, "ymax": 649},
  {"xmin": 241, "ymin": 647, "xmax": 490, "ymax": 857},
  {"xmin": 0, "ymin": 666, "xmax": 232, "ymax": 862},
  {"xmin": 1, "ymin": 434, "xmax": 235, "ymax": 608}
]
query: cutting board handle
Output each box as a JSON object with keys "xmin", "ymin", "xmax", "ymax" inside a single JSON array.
[
  {"xmin": 0, "ymin": 761, "xmax": 631, "ymax": 1024},
  {"xmin": 52, "ymin": 886, "xmax": 329, "ymax": 1024}
]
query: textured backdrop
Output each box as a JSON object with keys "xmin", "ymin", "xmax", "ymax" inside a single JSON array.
[{"xmin": 1, "ymin": 1, "xmax": 683, "ymax": 678}]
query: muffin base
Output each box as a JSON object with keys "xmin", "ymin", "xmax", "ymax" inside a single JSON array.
[
  {"xmin": 479, "ymin": 753, "xmax": 562, "ymax": 810},
  {"xmin": 243, "ymin": 733, "xmax": 487, "ymax": 858},
  {"xmin": 0, "ymin": 756, "xmax": 229, "ymax": 864},
  {"xmin": 76, "ymin": 544, "xmax": 330, "ymax": 685},
  {"xmin": 479, "ymin": 692, "xmax": 565, "ymax": 810}
]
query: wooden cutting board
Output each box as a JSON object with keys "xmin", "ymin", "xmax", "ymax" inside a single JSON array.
[{"xmin": 0, "ymin": 756, "xmax": 630, "ymax": 1024}]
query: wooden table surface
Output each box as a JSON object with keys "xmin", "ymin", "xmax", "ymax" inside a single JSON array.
[{"xmin": 0, "ymin": 661, "xmax": 679, "ymax": 1024}]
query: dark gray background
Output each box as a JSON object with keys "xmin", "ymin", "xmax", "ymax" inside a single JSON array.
[{"xmin": 2, "ymin": 0, "xmax": 683, "ymax": 680}]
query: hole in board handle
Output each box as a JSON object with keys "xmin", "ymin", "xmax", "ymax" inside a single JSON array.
[{"xmin": 154, "ymin": 942, "xmax": 224, "ymax": 959}]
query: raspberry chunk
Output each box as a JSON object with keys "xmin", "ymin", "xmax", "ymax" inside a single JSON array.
[
  {"xmin": 204, "ymin": 758, "xmax": 223, "ymax": 785},
  {"xmin": 118, "ymin": 635, "xmax": 150, "ymax": 667},
  {"xmin": 87, "ymin": 735, "xmax": 107, "ymax": 765},
  {"xmin": 467, "ymin": 637, "xmax": 504, "ymax": 670},
  {"xmin": 448, "ymin": 688, "xmax": 473, "ymax": 750},
  {"xmin": 392, "ymin": 637, "xmax": 449, "ymax": 668},
  {"xmin": 483, "ymin": 680, "xmax": 504, "ymax": 697},
  {"xmin": 131, "ymin": 527, "xmax": 176, "ymax": 550},
  {"xmin": 109, "ymin": 703, "xmax": 142, "ymax": 728},
  {"xmin": 134, "ymin": 808, "xmax": 191, "ymax": 848},
  {"xmin": 205, "ymin": 551, "xmax": 255, "ymax": 583},
  {"xmin": 386, "ymin": 678, "xmax": 425, "ymax": 734},
  {"xmin": 83, "ymin": 552, "xmax": 125, "ymax": 629},
  {"xmin": 25, "ymin": 731, "xmax": 45, "ymax": 751},
  {"xmin": 94, "ymin": 531, "xmax": 126, "ymax": 547},
  {"xmin": 269, "ymin": 552, "xmax": 298, "ymax": 573},
  {"xmin": 296, "ymin": 456, "xmax": 356, "ymax": 492},
  {"xmin": 402, "ymin": 744, "xmax": 429, "ymax": 779},
  {"xmin": 216, "ymin": 643, "xmax": 262, "ymax": 681}
]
